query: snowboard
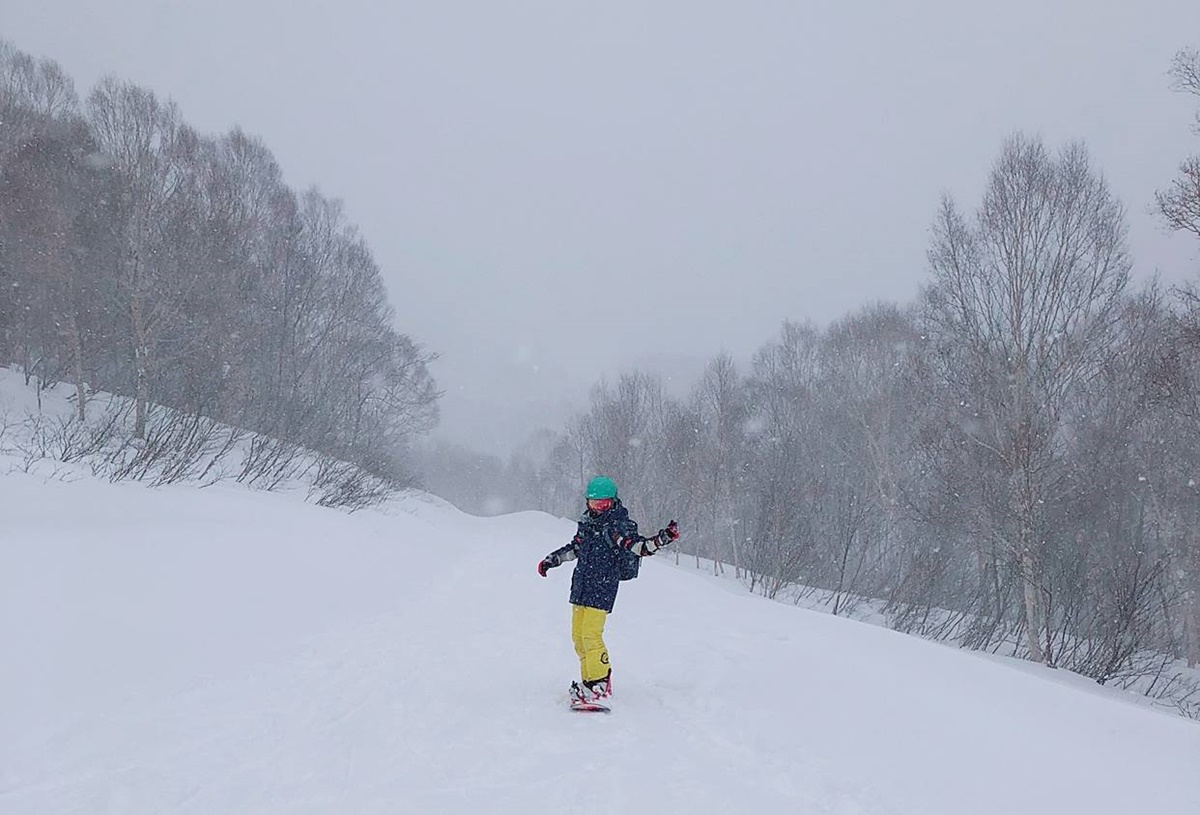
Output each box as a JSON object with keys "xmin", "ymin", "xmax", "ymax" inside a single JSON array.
[{"xmin": 570, "ymin": 699, "xmax": 611, "ymax": 713}]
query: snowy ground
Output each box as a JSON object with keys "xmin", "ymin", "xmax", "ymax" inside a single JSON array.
[
  {"xmin": 667, "ymin": 551, "xmax": 1200, "ymax": 719},
  {"xmin": 3, "ymin": 458, "xmax": 1199, "ymax": 815}
]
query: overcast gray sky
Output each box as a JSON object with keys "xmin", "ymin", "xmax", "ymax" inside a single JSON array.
[{"xmin": 4, "ymin": 1, "xmax": 1199, "ymax": 454}]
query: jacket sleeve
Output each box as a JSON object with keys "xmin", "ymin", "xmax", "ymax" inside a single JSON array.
[
  {"xmin": 547, "ymin": 533, "xmax": 580, "ymax": 564},
  {"xmin": 609, "ymin": 518, "xmax": 664, "ymax": 558}
]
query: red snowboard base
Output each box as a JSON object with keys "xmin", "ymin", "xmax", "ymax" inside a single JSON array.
[{"xmin": 569, "ymin": 700, "xmax": 611, "ymax": 713}]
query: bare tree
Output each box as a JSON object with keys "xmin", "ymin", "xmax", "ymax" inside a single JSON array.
[
  {"xmin": 0, "ymin": 122, "xmax": 105, "ymax": 418},
  {"xmin": 1152, "ymin": 46, "xmax": 1200, "ymax": 666},
  {"xmin": 1142, "ymin": 283, "xmax": 1200, "ymax": 668},
  {"xmin": 1158, "ymin": 48, "xmax": 1200, "ymax": 241},
  {"xmin": 742, "ymin": 321, "xmax": 824, "ymax": 594},
  {"xmin": 818, "ymin": 304, "xmax": 923, "ymax": 612},
  {"xmin": 690, "ymin": 353, "xmax": 748, "ymax": 572},
  {"xmin": 85, "ymin": 77, "xmax": 189, "ymax": 437},
  {"xmin": 923, "ymin": 133, "xmax": 1131, "ymax": 664},
  {"xmin": 580, "ymin": 372, "xmax": 667, "ymax": 519},
  {"xmin": 0, "ymin": 42, "xmax": 79, "ymax": 162}
]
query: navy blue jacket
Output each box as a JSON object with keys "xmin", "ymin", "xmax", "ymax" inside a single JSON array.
[{"xmin": 549, "ymin": 500, "xmax": 641, "ymax": 613}]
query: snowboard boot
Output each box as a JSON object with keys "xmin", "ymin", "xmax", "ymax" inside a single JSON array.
[
  {"xmin": 583, "ymin": 669, "xmax": 612, "ymax": 701},
  {"xmin": 570, "ymin": 681, "xmax": 609, "ymax": 710},
  {"xmin": 568, "ymin": 680, "xmax": 589, "ymax": 705}
]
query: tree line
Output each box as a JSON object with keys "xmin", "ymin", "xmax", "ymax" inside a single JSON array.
[
  {"xmin": 484, "ymin": 49, "xmax": 1200, "ymax": 711},
  {"xmin": 0, "ymin": 41, "xmax": 439, "ymax": 497}
]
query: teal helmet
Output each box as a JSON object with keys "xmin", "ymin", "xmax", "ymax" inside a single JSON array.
[{"xmin": 585, "ymin": 475, "xmax": 618, "ymax": 500}]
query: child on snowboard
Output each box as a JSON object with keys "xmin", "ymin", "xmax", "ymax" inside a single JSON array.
[{"xmin": 537, "ymin": 475, "xmax": 679, "ymax": 706}]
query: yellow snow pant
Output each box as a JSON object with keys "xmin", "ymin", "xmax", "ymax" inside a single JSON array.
[{"xmin": 571, "ymin": 604, "xmax": 610, "ymax": 683}]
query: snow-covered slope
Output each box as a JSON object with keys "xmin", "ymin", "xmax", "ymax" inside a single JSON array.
[{"xmin": 2, "ymin": 465, "xmax": 1198, "ymax": 814}]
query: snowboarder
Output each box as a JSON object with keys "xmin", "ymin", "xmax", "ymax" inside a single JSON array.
[{"xmin": 537, "ymin": 475, "xmax": 679, "ymax": 708}]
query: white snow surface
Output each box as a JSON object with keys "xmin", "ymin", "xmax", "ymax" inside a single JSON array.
[{"xmin": 2, "ymin": 434, "xmax": 1199, "ymax": 811}]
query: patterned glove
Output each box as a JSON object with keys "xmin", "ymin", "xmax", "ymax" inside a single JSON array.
[
  {"xmin": 537, "ymin": 553, "xmax": 561, "ymax": 577},
  {"xmin": 656, "ymin": 520, "xmax": 680, "ymax": 546}
]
